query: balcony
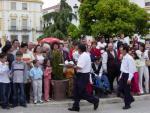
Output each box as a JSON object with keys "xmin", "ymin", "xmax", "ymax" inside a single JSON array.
[
  {"xmin": 9, "ymin": 26, "xmax": 17, "ymax": 31},
  {"xmin": 22, "ymin": 26, "xmax": 31, "ymax": 32},
  {"xmin": 8, "ymin": 26, "xmax": 31, "ymax": 32},
  {"xmin": 36, "ymin": 27, "xmax": 43, "ymax": 32}
]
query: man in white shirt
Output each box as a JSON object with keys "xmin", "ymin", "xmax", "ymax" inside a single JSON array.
[
  {"xmin": 118, "ymin": 44, "xmax": 135, "ymax": 110},
  {"xmin": 68, "ymin": 44, "xmax": 99, "ymax": 112}
]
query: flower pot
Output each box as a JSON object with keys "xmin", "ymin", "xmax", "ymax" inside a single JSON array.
[{"xmin": 52, "ymin": 79, "xmax": 69, "ymax": 100}]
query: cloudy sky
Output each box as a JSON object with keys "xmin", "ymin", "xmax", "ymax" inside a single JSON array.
[
  {"xmin": 42, "ymin": 0, "xmax": 60, "ymax": 8},
  {"xmin": 42, "ymin": 0, "xmax": 145, "ymax": 8}
]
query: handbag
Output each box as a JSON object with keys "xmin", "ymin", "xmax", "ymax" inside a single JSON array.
[{"xmin": 146, "ymin": 60, "xmax": 150, "ymax": 66}]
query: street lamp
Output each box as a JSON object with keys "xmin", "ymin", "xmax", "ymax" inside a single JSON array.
[{"xmin": 73, "ymin": 4, "xmax": 78, "ymax": 15}]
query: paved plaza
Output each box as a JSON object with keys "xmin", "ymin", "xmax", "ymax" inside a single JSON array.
[{"xmin": 0, "ymin": 99, "xmax": 149, "ymax": 113}]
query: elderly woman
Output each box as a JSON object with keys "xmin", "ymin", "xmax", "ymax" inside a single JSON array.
[
  {"xmin": 42, "ymin": 43, "xmax": 51, "ymax": 59},
  {"xmin": 34, "ymin": 45, "xmax": 45, "ymax": 68}
]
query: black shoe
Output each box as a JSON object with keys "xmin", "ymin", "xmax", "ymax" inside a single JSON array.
[
  {"xmin": 94, "ymin": 99, "xmax": 99, "ymax": 110},
  {"xmin": 122, "ymin": 105, "xmax": 131, "ymax": 110},
  {"xmin": 11, "ymin": 105, "xmax": 18, "ymax": 108},
  {"xmin": 2, "ymin": 106, "xmax": 10, "ymax": 109},
  {"xmin": 131, "ymin": 98, "xmax": 135, "ymax": 104},
  {"xmin": 68, "ymin": 107, "xmax": 80, "ymax": 112},
  {"xmin": 20, "ymin": 104, "xmax": 27, "ymax": 108}
]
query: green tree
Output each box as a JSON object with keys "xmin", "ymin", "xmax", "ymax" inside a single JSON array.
[
  {"xmin": 79, "ymin": 0, "xmax": 99, "ymax": 35},
  {"xmin": 79, "ymin": 0, "xmax": 150, "ymax": 37},
  {"xmin": 67, "ymin": 24, "xmax": 81, "ymax": 39},
  {"xmin": 41, "ymin": 0, "xmax": 77, "ymax": 40}
]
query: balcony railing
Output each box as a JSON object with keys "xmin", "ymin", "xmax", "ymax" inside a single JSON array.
[
  {"xmin": 9, "ymin": 26, "xmax": 31, "ymax": 32},
  {"xmin": 36, "ymin": 27, "xmax": 43, "ymax": 32},
  {"xmin": 8, "ymin": 26, "xmax": 44, "ymax": 32},
  {"xmin": 10, "ymin": 26, "xmax": 17, "ymax": 31}
]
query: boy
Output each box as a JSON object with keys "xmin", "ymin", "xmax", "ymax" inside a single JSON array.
[
  {"xmin": 91, "ymin": 57, "xmax": 110, "ymax": 96},
  {"xmin": 30, "ymin": 60, "xmax": 43, "ymax": 104},
  {"xmin": 11, "ymin": 51, "xmax": 27, "ymax": 107},
  {"xmin": 0, "ymin": 53, "xmax": 11, "ymax": 109}
]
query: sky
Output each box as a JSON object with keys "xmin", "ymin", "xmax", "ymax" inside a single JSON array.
[
  {"xmin": 42, "ymin": 0, "xmax": 60, "ymax": 8},
  {"xmin": 42, "ymin": 0, "xmax": 145, "ymax": 9}
]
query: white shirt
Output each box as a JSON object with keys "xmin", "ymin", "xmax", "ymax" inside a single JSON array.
[
  {"xmin": 36, "ymin": 54, "xmax": 44, "ymax": 64},
  {"xmin": 136, "ymin": 50, "xmax": 149, "ymax": 67},
  {"xmin": 101, "ymin": 50, "xmax": 117, "ymax": 72},
  {"xmin": 120, "ymin": 54, "xmax": 136, "ymax": 80},
  {"xmin": 91, "ymin": 63, "xmax": 103, "ymax": 77},
  {"xmin": 101, "ymin": 51, "xmax": 108, "ymax": 72},
  {"xmin": 0, "ymin": 62, "xmax": 10, "ymax": 83},
  {"xmin": 72, "ymin": 50, "xmax": 79, "ymax": 62},
  {"xmin": 27, "ymin": 50, "xmax": 35, "ymax": 60},
  {"xmin": 97, "ymin": 42, "xmax": 107, "ymax": 49},
  {"xmin": 77, "ymin": 52, "xmax": 91, "ymax": 73}
]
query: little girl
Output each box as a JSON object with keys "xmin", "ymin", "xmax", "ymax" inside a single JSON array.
[
  {"xmin": 131, "ymin": 52, "xmax": 140, "ymax": 95},
  {"xmin": 43, "ymin": 59, "xmax": 52, "ymax": 102}
]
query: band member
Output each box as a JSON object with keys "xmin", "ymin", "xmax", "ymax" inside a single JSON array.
[
  {"xmin": 68, "ymin": 44, "xmax": 99, "ymax": 112},
  {"xmin": 118, "ymin": 44, "xmax": 135, "ymax": 109}
]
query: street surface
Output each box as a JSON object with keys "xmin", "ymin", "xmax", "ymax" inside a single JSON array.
[{"xmin": 0, "ymin": 99, "xmax": 149, "ymax": 113}]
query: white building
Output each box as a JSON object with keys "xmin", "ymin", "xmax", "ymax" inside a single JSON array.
[
  {"xmin": 0, "ymin": 0, "xmax": 43, "ymax": 44},
  {"xmin": 42, "ymin": 0, "xmax": 80, "ymax": 26},
  {"xmin": 42, "ymin": 4, "xmax": 60, "ymax": 15}
]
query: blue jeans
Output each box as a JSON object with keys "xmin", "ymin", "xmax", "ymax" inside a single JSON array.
[
  {"xmin": 0, "ymin": 83, "xmax": 11, "ymax": 108},
  {"xmin": 13, "ymin": 83, "xmax": 26, "ymax": 106}
]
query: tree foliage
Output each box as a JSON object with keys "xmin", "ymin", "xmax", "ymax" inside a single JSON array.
[
  {"xmin": 41, "ymin": 0, "xmax": 77, "ymax": 40},
  {"xmin": 79, "ymin": 0, "xmax": 150, "ymax": 37},
  {"xmin": 67, "ymin": 24, "xmax": 81, "ymax": 39}
]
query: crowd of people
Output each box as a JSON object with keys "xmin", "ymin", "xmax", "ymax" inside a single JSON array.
[{"xmin": 0, "ymin": 33, "xmax": 149, "ymax": 110}]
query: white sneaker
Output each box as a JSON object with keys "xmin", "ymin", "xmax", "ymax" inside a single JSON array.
[
  {"xmin": 39, "ymin": 100, "xmax": 43, "ymax": 103},
  {"xmin": 45, "ymin": 99, "xmax": 50, "ymax": 102},
  {"xmin": 34, "ymin": 100, "xmax": 37, "ymax": 104}
]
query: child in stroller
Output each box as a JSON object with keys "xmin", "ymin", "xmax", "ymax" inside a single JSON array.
[{"xmin": 91, "ymin": 57, "xmax": 110, "ymax": 97}]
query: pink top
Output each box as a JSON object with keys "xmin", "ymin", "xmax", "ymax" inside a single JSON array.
[{"xmin": 44, "ymin": 67, "xmax": 52, "ymax": 80}]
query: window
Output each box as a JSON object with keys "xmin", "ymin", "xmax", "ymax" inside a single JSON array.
[
  {"xmin": 40, "ymin": 20, "xmax": 43, "ymax": 30},
  {"xmin": 22, "ymin": 35, "xmax": 29, "ymax": 42},
  {"xmin": 145, "ymin": 2, "xmax": 150, "ymax": 6},
  {"xmin": 11, "ymin": 19, "xmax": 17, "ymax": 30},
  {"xmin": 11, "ymin": 2, "xmax": 16, "ymax": 10},
  {"xmin": 22, "ymin": 19, "xmax": 28, "ymax": 30},
  {"xmin": 22, "ymin": 3, "xmax": 27, "ymax": 10},
  {"xmin": 11, "ymin": 35, "xmax": 18, "ymax": 41}
]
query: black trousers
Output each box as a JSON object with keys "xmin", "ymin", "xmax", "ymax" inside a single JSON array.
[
  {"xmin": 72, "ymin": 73, "xmax": 98, "ymax": 108},
  {"xmin": 107, "ymin": 70, "xmax": 119, "ymax": 91},
  {"xmin": 118, "ymin": 73, "xmax": 134, "ymax": 106},
  {"xmin": 25, "ymin": 82, "xmax": 31, "ymax": 103}
]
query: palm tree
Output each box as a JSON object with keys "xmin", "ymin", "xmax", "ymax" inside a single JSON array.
[{"xmin": 42, "ymin": 0, "xmax": 77, "ymax": 39}]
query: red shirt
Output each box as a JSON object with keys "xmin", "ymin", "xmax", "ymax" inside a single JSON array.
[{"xmin": 90, "ymin": 48, "xmax": 101, "ymax": 58}]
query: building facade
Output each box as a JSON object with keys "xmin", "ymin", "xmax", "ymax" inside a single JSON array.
[
  {"xmin": 0, "ymin": 0, "xmax": 43, "ymax": 44},
  {"xmin": 43, "ymin": 0, "xmax": 80, "ymax": 26}
]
